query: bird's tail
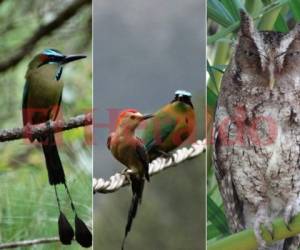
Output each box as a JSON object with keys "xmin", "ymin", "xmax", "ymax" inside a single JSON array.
[
  {"xmin": 41, "ymin": 133, "xmax": 92, "ymax": 247},
  {"xmin": 42, "ymin": 133, "xmax": 65, "ymax": 185},
  {"xmin": 121, "ymin": 175, "xmax": 144, "ymax": 250}
]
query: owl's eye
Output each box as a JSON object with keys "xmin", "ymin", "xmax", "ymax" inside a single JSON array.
[
  {"xmin": 243, "ymin": 50, "xmax": 256, "ymax": 57},
  {"xmin": 287, "ymin": 51, "xmax": 300, "ymax": 57}
]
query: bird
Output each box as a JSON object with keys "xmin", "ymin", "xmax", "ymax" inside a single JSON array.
[
  {"xmin": 213, "ymin": 10, "xmax": 300, "ymax": 249},
  {"xmin": 22, "ymin": 48, "xmax": 92, "ymax": 247},
  {"xmin": 107, "ymin": 109, "xmax": 153, "ymax": 250},
  {"xmin": 139, "ymin": 90, "xmax": 195, "ymax": 161}
]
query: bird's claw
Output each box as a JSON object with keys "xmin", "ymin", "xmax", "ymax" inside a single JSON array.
[
  {"xmin": 283, "ymin": 202, "xmax": 299, "ymax": 232},
  {"xmin": 24, "ymin": 123, "xmax": 36, "ymax": 142},
  {"xmin": 254, "ymin": 211, "xmax": 274, "ymax": 247},
  {"xmin": 158, "ymin": 150, "xmax": 171, "ymax": 158},
  {"xmin": 120, "ymin": 168, "xmax": 132, "ymax": 183},
  {"xmin": 157, "ymin": 149, "xmax": 174, "ymax": 161}
]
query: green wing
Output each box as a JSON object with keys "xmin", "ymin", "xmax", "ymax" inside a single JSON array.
[
  {"xmin": 136, "ymin": 139, "xmax": 150, "ymax": 181},
  {"xmin": 52, "ymin": 92, "xmax": 62, "ymax": 121},
  {"xmin": 139, "ymin": 112, "xmax": 177, "ymax": 152},
  {"xmin": 22, "ymin": 80, "xmax": 30, "ymax": 125}
]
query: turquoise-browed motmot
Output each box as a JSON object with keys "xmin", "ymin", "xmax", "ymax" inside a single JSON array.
[
  {"xmin": 107, "ymin": 109, "xmax": 153, "ymax": 250},
  {"xmin": 22, "ymin": 49, "xmax": 92, "ymax": 247},
  {"xmin": 139, "ymin": 90, "xmax": 195, "ymax": 161}
]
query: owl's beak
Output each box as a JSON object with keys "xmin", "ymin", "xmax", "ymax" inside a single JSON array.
[
  {"xmin": 269, "ymin": 74, "xmax": 275, "ymax": 90},
  {"xmin": 268, "ymin": 64, "xmax": 275, "ymax": 90}
]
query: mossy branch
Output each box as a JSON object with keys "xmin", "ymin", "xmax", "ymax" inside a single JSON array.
[{"xmin": 208, "ymin": 214, "xmax": 300, "ymax": 250}]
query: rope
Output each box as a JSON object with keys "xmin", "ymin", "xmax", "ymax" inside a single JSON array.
[{"xmin": 93, "ymin": 139, "xmax": 206, "ymax": 194}]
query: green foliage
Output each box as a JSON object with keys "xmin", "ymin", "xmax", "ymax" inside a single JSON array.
[
  {"xmin": 0, "ymin": 0, "xmax": 91, "ymax": 249},
  {"xmin": 207, "ymin": 0, "xmax": 300, "ymax": 247}
]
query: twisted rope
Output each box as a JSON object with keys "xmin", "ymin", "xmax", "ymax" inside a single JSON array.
[{"xmin": 93, "ymin": 139, "xmax": 206, "ymax": 194}]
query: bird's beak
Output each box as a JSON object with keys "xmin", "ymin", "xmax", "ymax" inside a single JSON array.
[
  {"xmin": 141, "ymin": 114, "xmax": 154, "ymax": 120},
  {"xmin": 268, "ymin": 63, "xmax": 275, "ymax": 90},
  {"xmin": 269, "ymin": 75, "xmax": 275, "ymax": 90},
  {"xmin": 63, "ymin": 55, "xmax": 86, "ymax": 64}
]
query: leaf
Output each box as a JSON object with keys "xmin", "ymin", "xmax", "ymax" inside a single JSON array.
[
  {"xmin": 207, "ymin": 22, "xmax": 239, "ymax": 44},
  {"xmin": 207, "ymin": 196, "xmax": 230, "ymax": 234},
  {"xmin": 207, "ymin": 88, "xmax": 218, "ymax": 111},
  {"xmin": 289, "ymin": 0, "xmax": 300, "ymax": 21},
  {"xmin": 220, "ymin": 0, "xmax": 244, "ymax": 21},
  {"xmin": 207, "ymin": 60, "xmax": 220, "ymax": 94},
  {"xmin": 207, "ymin": 224, "xmax": 222, "ymax": 240},
  {"xmin": 208, "ymin": 0, "xmax": 236, "ymax": 27},
  {"xmin": 274, "ymin": 12, "xmax": 289, "ymax": 32}
]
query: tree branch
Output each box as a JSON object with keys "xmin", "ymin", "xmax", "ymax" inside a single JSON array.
[
  {"xmin": 0, "ymin": 237, "xmax": 60, "ymax": 249},
  {"xmin": 93, "ymin": 139, "xmax": 206, "ymax": 194},
  {"xmin": 0, "ymin": 112, "xmax": 92, "ymax": 142},
  {"xmin": 0, "ymin": 0, "xmax": 91, "ymax": 72}
]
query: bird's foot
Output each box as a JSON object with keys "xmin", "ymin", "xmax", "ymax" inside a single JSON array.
[
  {"xmin": 284, "ymin": 199, "xmax": 300, "ymax": 232},
  {"xmin": 120, "ymin": 168, "xmax": 133, "ymax": 183},
  {"xmin": 254, "ymin": 208, "xmax": 274, "ymax": 248},
  {"xmin": 24, "ymin": 123, "xmax": 36, "ymax": 142},
  {"xmin": 157, "ymin": 149, "xmax": 174, "ymax": 161}
]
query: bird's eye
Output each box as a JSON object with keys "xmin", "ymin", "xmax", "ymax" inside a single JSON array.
[
  {"xmin": 287, "ymin": 51, "xmax": 300, "ymax": 57},
  {"xmin": 130, "ymin": 115, "xmax": 135, "ymax": 119},
  {"xmin": 244, "ymin": 50, "xmax": 255, "ymax": 57}
]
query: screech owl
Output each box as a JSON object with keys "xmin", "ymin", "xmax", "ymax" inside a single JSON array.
[{"xmin": 213, "ymin": 10, "xmax": 300, "ymax": 250}]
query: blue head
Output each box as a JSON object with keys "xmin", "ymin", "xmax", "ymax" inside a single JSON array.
[
  {"xmin": 172, "ymin": 90, "xmax": 193, "ymax": 108},
  {"xmin": 36, "ymin": 49, "xmax": 86, "ymax": 80}
]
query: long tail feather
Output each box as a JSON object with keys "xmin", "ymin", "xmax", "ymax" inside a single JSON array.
[
  {"xmin": 121, "ymin": 176, "xmax": 144, "ymax": 250},
  {"xmin": 42, "ymin": 133, "xmax": 65, "ymax": 185}
]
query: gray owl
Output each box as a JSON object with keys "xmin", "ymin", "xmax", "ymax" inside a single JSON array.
[{"xmin": 213, "ymin": 10, "xmax": 300, "ymax": 250}]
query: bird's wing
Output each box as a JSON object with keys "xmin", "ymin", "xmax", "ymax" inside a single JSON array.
[
  {"xmin": 107, "ymin": 133, "xmax": 113, "ymax": 150},
  {"xmin": 22, "ymin": 80, "xmax": 30, "ymax": 125},
  {"xmin": 136, "ymin": 139, "xmax": 150, "ymax": 181},
  {"xmin": 52, "ymin": 92, "xmax": 62, "ymax": 121},
  {"xmin": 213, "ymin": 120, "xmax": 244, "ymax": 233},
  {"xmin": 142, "ymin": 114, "xmax": 177, "ymax": 152}
]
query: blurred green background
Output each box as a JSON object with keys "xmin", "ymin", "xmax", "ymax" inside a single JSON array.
[
  {"xmin": 93, "ymin": 1, "xmax": 206, "ymax": 250},
  {"xmin": 0, "ymin": 0, "xmax": 92, "ymax": 249},
  {"xmin": 207, "ymin": 0, "xmax": 300, "ymax": 245}
]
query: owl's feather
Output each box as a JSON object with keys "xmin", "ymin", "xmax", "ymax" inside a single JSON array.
[{"xmin": 214, "ymin": 10, "xmax": 300, "ymax": 250}]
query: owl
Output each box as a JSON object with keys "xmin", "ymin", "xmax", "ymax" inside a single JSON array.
[{"xmin": 213, "ymin": 10, "xmax": 300, "ymax": 250}]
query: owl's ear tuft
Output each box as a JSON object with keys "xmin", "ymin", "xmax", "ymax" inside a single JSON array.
[{"xmin": 239, "ymin": 9, "xmax": 255, "ymax": 36}]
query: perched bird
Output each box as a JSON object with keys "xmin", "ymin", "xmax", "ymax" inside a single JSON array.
[
  {"xmin": 22, "ymin": 48, "xmax": 92, "ymax": 247},
  {"xmin": 139, "ymin": 90, "xmax": 195, "ymax": 161},
  {"xmin": 213, "ymin": 10, "xmax": 300, "ymax": 249},
  {"xmin": 107, "ymin": 109, "xmax": 153, "ymax": 250}
]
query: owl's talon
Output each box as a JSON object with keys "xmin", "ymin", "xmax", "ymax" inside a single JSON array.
[
  {"xmin": 254, "ymin": 208, "xmax": 273, "ymax": 247},
  {"xmin": 284, "ymin": 202, "xmax": 300, "ymax": 232}
]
